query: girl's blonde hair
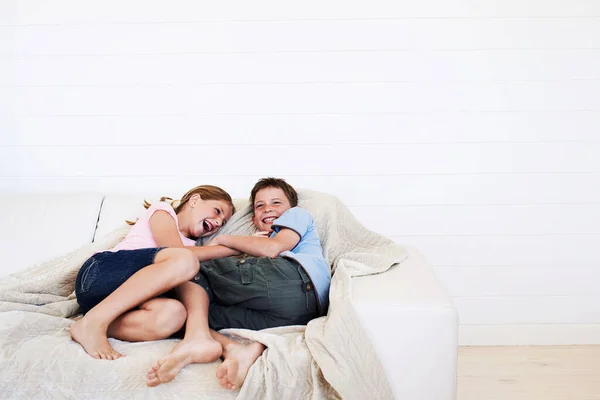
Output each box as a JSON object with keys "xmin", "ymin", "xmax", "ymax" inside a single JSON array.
[{"xmin": 126, "ymin": 185, "xmax": 235, "ymax": 225}]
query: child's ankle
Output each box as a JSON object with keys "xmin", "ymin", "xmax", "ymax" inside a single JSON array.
[
  {"xmin": 80, "ymin": 312, "xmax": 110, "ymax": 331},
  {"xmin": 183, "ymin": 332, "xmax": 213, "ymax": 341}
]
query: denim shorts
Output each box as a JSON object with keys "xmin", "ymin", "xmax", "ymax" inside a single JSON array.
[
  {"xmin": 75, "ymin": 247, "xmax": 165, "ymax": 314},
  {"xmin": 193, "ymin": 256, "xmax": 319, "ymax": 331}
]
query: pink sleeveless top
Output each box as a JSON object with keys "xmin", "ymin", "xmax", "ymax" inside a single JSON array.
[{"xmin": 111, "ymin": 201, "xmax": 196, "ymax": 252}]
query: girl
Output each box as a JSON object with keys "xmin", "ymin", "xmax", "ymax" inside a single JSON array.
[{"xmin": 70, "ymin": 185, "xmax": 239, "ymax": 361}]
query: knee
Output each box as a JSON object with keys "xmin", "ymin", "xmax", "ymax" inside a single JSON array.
[
  {"xmin": 169, "ymin": 248, "xmax": 199, "ymax": 280},
  {"xmin": 151, "ymin": 300, "xmax": 187, "ymax": 338}
]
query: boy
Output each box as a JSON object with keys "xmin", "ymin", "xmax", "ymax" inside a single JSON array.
[{"xmin": 147, "ymin": 177, "xmax": 330, "ymax": 390}]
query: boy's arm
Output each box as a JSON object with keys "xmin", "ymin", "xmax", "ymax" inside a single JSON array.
[{"xmin": 211, "ymin": 229, "xmax": 300, "ymax": 258}]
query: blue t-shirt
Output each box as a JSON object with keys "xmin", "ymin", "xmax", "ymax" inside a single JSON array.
[{"xmin": 270, "ymin": 207, "xmax": 330, "ymax": 314}]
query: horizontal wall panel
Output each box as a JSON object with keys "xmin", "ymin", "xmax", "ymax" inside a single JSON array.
[
  {"xmin": 393, "ymin": 234, "xmax": 600, "ymax": 266},
  {"xmin": 2, "ymin": 19, "xmax": 600, "ymax": 57},
  {"xmin": 3, "ymin": 178, "xmax": 600, "ymax": 234},
  {"xmin": 2, "ymin": 112, "xmax": 600, "ymax": 146},
  {"xmin": 2, "ymin": 1, "xmax": 600, "ymax": 25},
  {"xmin": 351, "ymin": 204, "xmax": 600, "ymax": 236},
  {"xmin": 434, "ymin": 266, "xmax": 600, "ymax": 297},
  {"xmin": 459, "ymin": 324, "xmax": 600, "ymax": 345},
  {"xmin": 1, "ymin": 143, "xmax": 598, "ymax": 176},
  {"xmin": 4, "ymin": 82, "xmax": 600, "ymax": 115},
  {"xmin": 3, "ymin": 50, "xmax": 600, "ymax": 86},
  {"xmin": 1, "ymin": 174, "xmax": 599, "ymax": 207},
  {"xmin": 458, "ymin": 324, "xmax": 600, "ymax": 346},
  {"xmin": 455, "ymin": 296, "xmax": 600, "ymax": 325}
]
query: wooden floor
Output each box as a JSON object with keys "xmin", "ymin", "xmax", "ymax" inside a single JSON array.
[{"xmin": 458, "ymin": 346, "xmax": 600, "ymax": 400}]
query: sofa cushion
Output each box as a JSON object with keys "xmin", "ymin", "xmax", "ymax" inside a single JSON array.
[
  {"xmin": 0, "ymin": 194, "xmax": 103, "ymax": 277},
  {"xmin": 94, "ymin": 196, "xmax": 148, "ymax": 241}
]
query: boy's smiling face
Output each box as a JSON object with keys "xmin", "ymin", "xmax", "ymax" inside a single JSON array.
[{"xmin": 251, "ymin": 186, "xmax": 292, "ymax": 232}]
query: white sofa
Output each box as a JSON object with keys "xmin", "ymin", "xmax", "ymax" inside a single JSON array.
[{"xmin": 0, "ymin": 193, "xmax": 458, "ymax": 399}]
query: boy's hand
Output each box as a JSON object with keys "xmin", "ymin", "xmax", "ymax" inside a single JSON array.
[
  {"xmin": 205, "ymin": 236, "xmax": 220, "ymax": 246},
  {"xmin": 253, "ymin": 231, "xmax": 271, "ymax": 238}
]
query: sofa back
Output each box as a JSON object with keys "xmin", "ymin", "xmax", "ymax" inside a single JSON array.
[
  {"xmin": 0, "ymin": 194, "xmax": 103, "ymax": 277},
  {"xmin": 93, "ymin": 196, "xmax": 148, "ymax": 242},
  {"xmin": 3, "ymin": 194, "xmax": 254, "ymax": 278}
]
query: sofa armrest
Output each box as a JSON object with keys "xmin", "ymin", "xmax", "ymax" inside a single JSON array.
[{"xmin": 351, "ymin": 248, "xmax": 458, "ymax": 400}]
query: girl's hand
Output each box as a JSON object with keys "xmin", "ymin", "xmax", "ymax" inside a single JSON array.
[{"xmin": 253, "ymin": 231, "xmax": 271, "ymax": 238}]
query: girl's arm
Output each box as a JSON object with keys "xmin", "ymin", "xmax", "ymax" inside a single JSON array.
[
  {"xmin": 149, "ymin": 211, "xmax": 186, "ymax": 247},
  {"xmin": 211, "ymin": 229, "xmax": 300, "ymax": 258},
  {"xmin": 149, "ymin": 210, "xmax": 240, "ymax": 261},
  {"xmin": 187, "ymin": 245, "xmax": 241, "ymax": 261}
]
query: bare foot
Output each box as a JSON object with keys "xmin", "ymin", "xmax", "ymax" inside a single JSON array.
[
  {"xmin": 216, "ymin": 341, "xmax": 265, "ymax": 391},
  {"xmin": 147, "ymin": 337, "xmax": 222, "ymax": 387},
  {"xmin": 70, "ymin": 317, "xmax": 123, "ymax": 360}
]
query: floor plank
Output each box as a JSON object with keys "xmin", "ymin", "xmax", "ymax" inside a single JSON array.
[{"xmin": 458, "ymin": 346, "xmax": 600, "ymax": 400}]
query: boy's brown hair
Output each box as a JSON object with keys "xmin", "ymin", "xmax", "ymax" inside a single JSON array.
[{"xmin": 250, "ymin": 177, "xmax": 298, "ymax": 209}]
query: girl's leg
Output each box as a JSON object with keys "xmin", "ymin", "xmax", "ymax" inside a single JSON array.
[
  {"xmin": 70, "ymin": 248, "xmax": 198, "ymax": 360},
  {"xmin": 147, "ymin": 281, "xmax": 222, "ymax": 387},
  {"xmin": 108, "ymin": 298, "xmax": 187, "ymax": 342}
]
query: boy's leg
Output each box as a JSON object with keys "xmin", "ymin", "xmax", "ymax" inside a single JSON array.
[
  {"xmin": 143, "ymin": 256, "xmax": 313, "ymax": 387},
  {"xmin": 70, "ymin": 248, "xmax": 199, "ymax": 360},
  {"xmin": 146, "ymin": 255, "xmax": 272, "ymax": 387},
  {"xmin": 212, "ymin": 330, "xmax": 266, "ymax": 391},
  {"xmin": 206, "ymin": 256, "xmax": 318, "ymax": 331},
  {"xmin": 202, "ymin": 257, "xmax": 315, "ymax": 391},
  {"xmin": 146, "ymin": 281, "xmax": 222, "ymax": 387},
  {"xmin": 107, "ymin": 298, "xmax": 187, "ymax": 342}
]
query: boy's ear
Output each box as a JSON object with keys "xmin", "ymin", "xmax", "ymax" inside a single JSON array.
[{"xmin": 251, "ymin": 214, "xmax": 256, "ymax": 225}]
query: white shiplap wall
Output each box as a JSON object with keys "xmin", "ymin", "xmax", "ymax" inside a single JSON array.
[{"xmin": 1, "ymin": 0, "xmax": 599, "ymax": 345}]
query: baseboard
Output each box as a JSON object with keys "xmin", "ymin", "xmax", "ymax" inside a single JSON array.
[{"xmin": 459, "ymin": 324, "xmax": 600, "ymax": 346}]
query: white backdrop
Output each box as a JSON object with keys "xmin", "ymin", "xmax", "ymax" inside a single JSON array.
[{"xmin": 1, "ymin": 0, "xmax": 600, "ymax": 345}]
